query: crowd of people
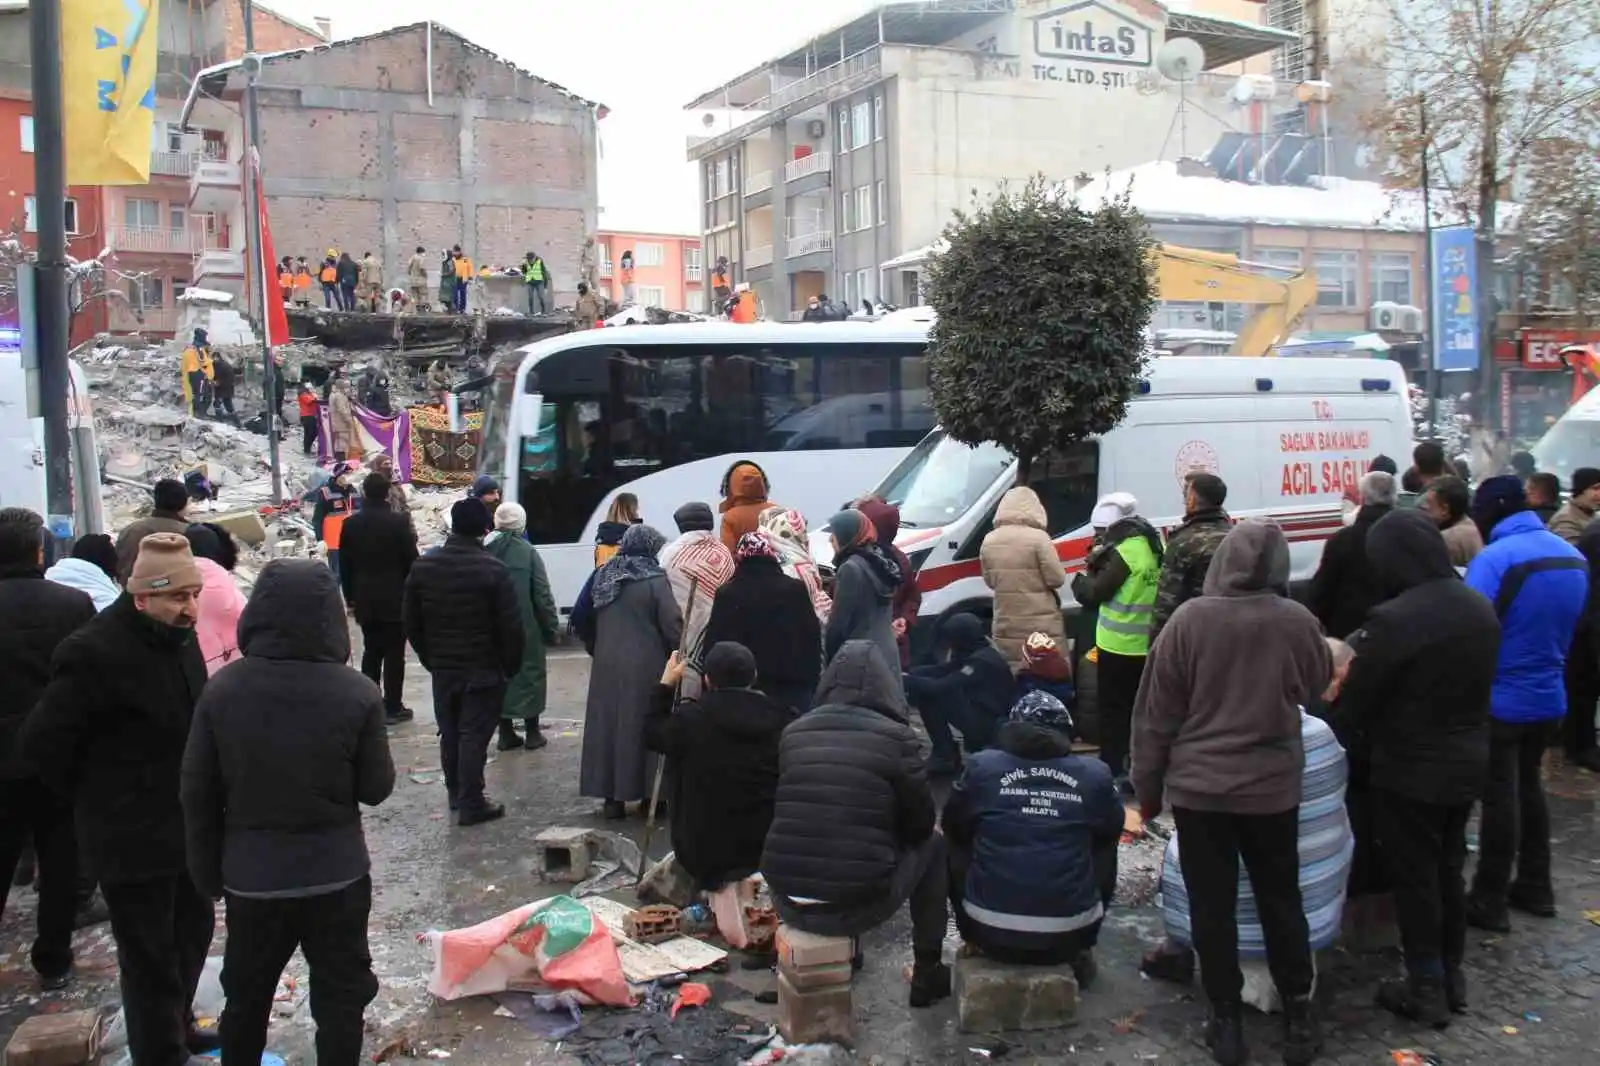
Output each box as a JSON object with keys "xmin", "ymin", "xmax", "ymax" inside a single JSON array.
[
  {"xmin": 5, "ymin": 429, "xmax": 1600, "ymax": 1066},
  {"xmin": 276, "ymin": 246, "xmax": 563, "ymax": 318}
]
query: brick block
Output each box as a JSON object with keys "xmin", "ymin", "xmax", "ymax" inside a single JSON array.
[
  {"xmin": 623, "ymin": 904, "xmax": 682, "ymax": 944},
  {"xmin": 782, "ymin": 959, "xmax": 853, "ymax": 990},
  {"xmin": 954, "ymin": 956, "xmax": 1078, "ymax": 1033},
  {"xmin": 533, "ymin": 826, "xmax": 593, "ymax": 882},
  {"xmin": 776, "ymin": 924, "xmax": 853, "ymax": 971},
  {"xmin": 743, "ymin": 904, "xmax": 779, "ymax": 951},
  {"xmin": 777, "ymin": 967, "xmax": 855, "ymax": 1046},
  {"xmin": 5, "ymin": 1009, "xmax": 102, "ymax": 1066}
]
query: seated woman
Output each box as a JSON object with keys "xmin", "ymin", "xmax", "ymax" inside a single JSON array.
[
  {"xmin": 1015, "ymin": 631, "xmax": 1076, "ymax": 710},
  {"xmin": 643, "ymin": 642, "xmax": 794, "ymax": 892},
  {"xmin": 942, "ymin": 691, "xmax": 1123, "ymax": 984},
  {"xmin": 904, "ymin": 612, "xmax": 1016, "ymax": 775}
]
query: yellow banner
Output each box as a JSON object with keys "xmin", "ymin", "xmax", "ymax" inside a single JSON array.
[{"xmin": 62, "ymin": 0, "xmax": 159, "ymax": 186}]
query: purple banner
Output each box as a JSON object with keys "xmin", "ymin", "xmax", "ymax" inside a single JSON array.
[{"xmin": 316, "ymin": 401, "xmax": 414, "ymax": 483}]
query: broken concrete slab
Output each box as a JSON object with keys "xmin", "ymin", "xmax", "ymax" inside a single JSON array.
[{"xmin": 954, "ymin": 955, "xmax": 1078, "ymax": 1032}]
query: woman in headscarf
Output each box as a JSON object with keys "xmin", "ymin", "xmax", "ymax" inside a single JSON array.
[
  {"xmin": 44, "ymin": 532, "xmax": 121, "ymax": 611},
  {"xmin": 758, "ymin": 505, "xmax": 831, "ymax": 621},
  {"xmin": 659, "ymin": 502, "xmax": 735, "ymax": 698},
  {"xmin": 576, "ymin": 524, "xmax": 683, "ymax": 819},
  {"xmin": 703, "ymin": 531, "xmax": 823, "ymax": 714},
  {"xmin": 485, "ymin": 503, "xmax": 561, "ymax": 753},
  {"xmin": 185, "ymin": 522, "xmax": 248, "ymax": 675},
  {"xmin": 369, "ymin": 452, "xmax": 411, "ymax": 517},
  {"xmin": 823, "ymin": 509, "xmax": 903, "ymax": 697}
]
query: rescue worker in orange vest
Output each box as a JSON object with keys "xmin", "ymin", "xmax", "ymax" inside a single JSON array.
[
  {"xmin": 451, "ymin": 245, "xmax": 473, "ymax": 313},
  {"xmin": 277, "ymin": 256, "xmax": 294, "ymax": 304},
  {"xmin": 730, "ymin": 284, "xmax": 757, "ymax": 323},
  {"xmin": 312, "ymin": 462, "xmax": 358, "ymax": 580},
  {"xmin": 319, "ymin": 256, "xmax": 339, "ymax": 308},
  {"xmin": 711, "ymin": 256, "xmax": 731, "ymax": 304},
  {"xmin": 297, "ymin": 383, "xmax": 320, "ymax": 456},
  {"xmin": 292, "ymin": 258, "xmax": 314, "ymax": 305}
]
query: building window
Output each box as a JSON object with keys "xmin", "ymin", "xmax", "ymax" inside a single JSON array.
[
  {"xmin": 23, "ymin": 196, "xmax": 79, "ymax": 234},
  {"xmin": 20, "ymin": 115, "xmax": 33, "ymax": 153},
  {"xmin": 1312, "ymin": 250, "xmax": 1359, "ymax": 308},
  {"xmin": 874, "ymin": 95, "xmax": 884, "ymax": 141},
  {"xmin": 686, "ymin": 290, "xmax": 706, "ymax": 314},
  {"xmin": 854, "ymin": 185, "xmax": 872, "ymax": 229},
  {"xmin": 840, "ymin": 190, "xmax": 854, "ymax": 233},
  {"xmin": 166, "ymin": 122, "xmax": 185, "ymax": 152},
  {"xmin": 856, "ymin": 268, "xmax": 872, "ymax": 306},
  {"xmin": 1369, "ymin": 252, "xmax": 1413, "ymax": 305},
  {"xmin": 635, "ymin": 242, "xmax": 664, "ymax": 267},
  {"xmin": 877, "ymin": 180, "xmax": 887, "ymax": 226},
  {"xmin": 127, "ymin": 276, "xmax": 163, "ymax": 309},
  {"xmin": 705, "ymin": 162, "xmax": 715, "ymax": 202},
  {"xmin": 169, "ymin": 205, "xmax": 186, "ymax": 232},
  {"xmin": 173, "ymin": 282, "xmax": 188, "ymax": 301},
  {"xmin": 637, "ymin": 285, "xmax": 665, "ymax": 307},
  {"xmin": 1254, "ymin": 247, "xmax": 1302, "ymax": 270},
  {"xmin": 685, "ymin": 246, "xmax": 703, "ymax": 281},
  {"xmin": 715, "ymin": 158, "xmax": 731, "ymax": 198},
  {"xmin": 844, "ymin": 271, "xmax": 857, "ymax": 305},
  {"xmin": 125, "ymin": 197, "xmax": 161, "ymax": 229},
  {"xmin": 851, "ymin": 101, "xmax": 871, "ymax": 150},
  {"xmin": 837, "ymin": 107, "xmax": 851, "ymax": 153}
]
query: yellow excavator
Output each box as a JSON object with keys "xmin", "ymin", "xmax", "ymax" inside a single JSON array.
[{"xmin": 1154, "ymin": 245, "xmax": 1317, "ymax": 357}]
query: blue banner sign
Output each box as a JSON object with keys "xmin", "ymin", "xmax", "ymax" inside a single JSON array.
[{"xmin": 1432, "ymin": 225, "xmax": 1480, "ymax": 372}]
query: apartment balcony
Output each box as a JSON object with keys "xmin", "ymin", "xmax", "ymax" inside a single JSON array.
[
  {"xmin": 686, "ymin": 265, "xmax": 704, "ymax": 282},
  {"xmin": 691, "ymin": 47, "xmax": 882, "ymax": 159},
  {"xmin": 107, "ymin": 225, "xmax": 203, "ymax": 256},
  {"xmin": 149, "ymin": 150, "xmax": 198, "ymax": 178},
  {"xmin": 784, "ymin": 150, "xmax": 832, "ymax": 186},
  {"xmin": 189, "ymin": 159, "xmax": 242, "ymax": 214},
  {"xmin": 744, "ymin": 170, "xmax": 773, "ymax": 196},
  {"xmin": 106, "ymin": 303, "xmax": 181, "ymax": 335},
  {"xmin": 788, "ymin": 229, "xmax": 834, "ymax": 257},
  {"xmin": 599, "ymin": 259, "xmax": 614, "ymax": 279},
  {"xmin": 194, "ymin": 246, "xmax": 246, "ymax": 284},
  {"xmin": 746, "ymin": 245, "xmax": 774, "ymax": 269}
]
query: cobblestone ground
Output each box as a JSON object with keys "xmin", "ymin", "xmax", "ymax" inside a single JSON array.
[{"xmin": 2, "ymin": 648, "xmax": 1597, "ymax": 1064}]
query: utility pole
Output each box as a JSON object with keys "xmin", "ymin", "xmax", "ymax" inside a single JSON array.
[
  {"xmin": 240, "ymin": 0, "xmax": 283, "ymax": 503},
  {"xmin": 1419, "ymin": 95, "xmax": 1440, "ymax": 440},
  {"xmin": 29, "ymin": 0, "xmax": 74, "ymax": 549}
]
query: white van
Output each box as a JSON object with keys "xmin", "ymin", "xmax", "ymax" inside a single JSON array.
[
  {"xmin": 1532, "ymin": 385, "xmax": 1600, "ymax": 484},
  {"xmin": 846, "ymin": 357, "xmax": 1413, "ymax": 656},
  {"xmin": 0, "ymin": 352, "xmax": 105, "ymax": 538}
]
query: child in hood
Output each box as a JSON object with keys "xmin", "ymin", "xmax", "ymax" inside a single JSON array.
[{"xmin": 719, "ymin": 460, "xmax": 779, "ymax": 552}]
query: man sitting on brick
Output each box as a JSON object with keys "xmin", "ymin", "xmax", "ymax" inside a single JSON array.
[
  {"xmin": 942, "ymin": 690, "xmax": 1121, "ymax": 985},
  {"xmin": 761, "ymin": 640, "xmax": 951, "ymax": 1008}
]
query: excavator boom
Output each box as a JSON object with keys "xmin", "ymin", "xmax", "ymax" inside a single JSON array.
[{"xmin": 1152, "ymin": 245, "xmax": 1317, "ymax": 356}]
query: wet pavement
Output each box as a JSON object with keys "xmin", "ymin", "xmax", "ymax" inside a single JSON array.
[{"xmin": 3, "ymin": 645, "xmax": 1598, "ymax": 1065}]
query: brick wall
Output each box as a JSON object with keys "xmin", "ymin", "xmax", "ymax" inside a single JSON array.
[
  {"xmin": 268, "ymin": 196, "xmax": 381, "ymax": 267},
  {"xmin": 219, "ymin": 5, "xmax": 325, "ymax": 61}
]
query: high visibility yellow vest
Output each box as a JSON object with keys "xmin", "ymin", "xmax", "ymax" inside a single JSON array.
[{"xmin": 1095, "ymin": 533, "xmax": 1160, "ymax": 656}]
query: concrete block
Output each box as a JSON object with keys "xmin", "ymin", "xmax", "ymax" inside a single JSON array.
[
  {"xmin": 209, "ymin": 509, "xmax": 268, "ymax": 547},
  {"xmin": 623, "ymin": 904, "xmax": 682, "ymax": 944},
  {"xmin": 776, "ymin": 925, "xmax": 854, "ymax": 971},
  {"xmin": 954, "ymin": 955, "xmax": 1078, "ymax": 1033},
  {"xmin": 781, "ymin": 959, "xmax": 853, "ymax": 990},
  {"xmin": 5, "ymin": 1009, "xmax": 102, "ymax": 1066},
  {"xmin": 533, "ymin": 826, "xmax": 593, "ymax": 883},
  {"xmin": 777, "ymin": 967, "xmax": 855, "ymax": 1046}
]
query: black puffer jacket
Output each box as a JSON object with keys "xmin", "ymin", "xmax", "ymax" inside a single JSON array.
[
  {"xmin": 338, "ymin": 501, "xmax": 418, "ymax": 624},
  {"xmin": 182, "ymin": 561, "xmax": 395, "ymax": 898},
  {"xmin": 0, "ymin": 566, "xmax": 95, "ymax": 780},
  {"xmin": 403, "ymin": 534, "xmax": 524, "ymax": 676},
  {"xmin": 702, "ymin": 555, "xmax": 822, "ymax": 713},
  {"xmin": 24, "ymin": 594, "xmax": 207, "ymax": 881},
  {"xmin": 1308, "ymin": 503, "xmax": 1393, "ymax": 639},
  {"xmin": 1339, "ymin": 510, "xmax": 1500, "ymax": 806},
  {"xmin": 762, "ymin": 641, "xmax": 935, "ymax": 906},
  {"xmin": 643, "ymin": 682, "xmax": 793, "ymax": 891}
]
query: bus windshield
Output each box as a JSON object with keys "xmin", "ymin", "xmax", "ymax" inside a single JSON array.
[{"xmin": 874, "ymin": 430, "xmax": 1013, "ymax": 529}]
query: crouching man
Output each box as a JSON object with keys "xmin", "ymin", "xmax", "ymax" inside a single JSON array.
[
  {"xmin": 942, "ymin": 690, "xmax": 1121, "ymax": 984},
  {"xmin": 762, "ymin": 641, "xmax": 952, "ymax": 1007},
  {"xmin": 181, "ymin": 560, "xmax": 396, "ymax": 1066}
]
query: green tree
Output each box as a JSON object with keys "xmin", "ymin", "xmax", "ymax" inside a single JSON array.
[{"xmin": 924, "ymin": 177, "xmax": 1157, "ymax": 483}]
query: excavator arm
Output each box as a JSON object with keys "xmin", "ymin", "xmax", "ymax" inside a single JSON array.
[{"xmin": 1152, "ymin": 245, "xmax": 1317, "ymax": 357}]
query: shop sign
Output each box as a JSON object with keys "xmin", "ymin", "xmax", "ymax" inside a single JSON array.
[
  {"xmin": 1028, "ymin": 1, "xmax": 1154, "ymax": 87},
  {"xmin": 1521, "ymin": 329, "xmax": 1600, "ymax": 370}
]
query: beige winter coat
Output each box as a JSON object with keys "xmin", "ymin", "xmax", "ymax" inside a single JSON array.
[{"xmin": 980, "ymin": 486, "xmax": 1067, "ymax": 670}]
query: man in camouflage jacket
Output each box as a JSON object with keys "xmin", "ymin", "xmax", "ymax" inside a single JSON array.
[{"xmin": 1150, "ymin": 473, "xmax": 1232, "ymax": 644}]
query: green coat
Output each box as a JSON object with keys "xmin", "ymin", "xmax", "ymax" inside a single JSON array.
[{"xmin": 485, "ymin": 532, "xmax": 560, "ymax": 721}]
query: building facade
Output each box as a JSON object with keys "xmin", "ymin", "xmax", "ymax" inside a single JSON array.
[
  {"xmin": 595, "ymin": 230, "xmax": 704, "ymax": 312},
  {"xmin": 183, "ymin": 23, "xmax": 603, "ymax": 314},
  {"xmin": 684, "ymin": 0, "xmax": 1301, "ymax": 319}
]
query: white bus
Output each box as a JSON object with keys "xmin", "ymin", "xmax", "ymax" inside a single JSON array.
[{"xmin": 478, "ymin": 321, "xmax": 935, "ymax": 610}]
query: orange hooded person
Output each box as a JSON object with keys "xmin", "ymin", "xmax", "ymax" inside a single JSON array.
[{"xmin": 718, "ymin": 460, "xmax": 779, "ymax": 552}]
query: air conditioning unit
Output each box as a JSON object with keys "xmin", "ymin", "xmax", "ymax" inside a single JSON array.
[
  {"xmin": 806, "ymin": 119, "xmax": 826, "ymax": 139},
  {"xmin": 1369, "ymin": 301, "xmax": 1423, "ymax": 335}
]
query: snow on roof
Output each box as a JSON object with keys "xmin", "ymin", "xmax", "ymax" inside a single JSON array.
[{"xmin": 178, "ymin": 288, "xmax": 235, "ymax": 304}]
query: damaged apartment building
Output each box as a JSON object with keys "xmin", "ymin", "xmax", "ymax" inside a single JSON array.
[{"xmin": 182, "ymin": 21, "xmax": 602, "ymax": 318}]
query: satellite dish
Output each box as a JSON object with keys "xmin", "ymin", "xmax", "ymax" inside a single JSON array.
[
  {"xmin": 1156, "ymin": 37, "xmax": 1205, "ymax": 82},
  {"xmin": 701, "ymin": 113, "xmax": 717, "ymax": 128}
]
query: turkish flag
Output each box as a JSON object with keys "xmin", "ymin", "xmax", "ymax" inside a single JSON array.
[{"xmin": 251, "ymin": 150, "xmax": 290, "ymax": 347}]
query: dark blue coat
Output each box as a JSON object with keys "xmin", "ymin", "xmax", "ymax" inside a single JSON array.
[
  {"xmin": 942, "ymin": 721, "xmax": 1123, "ymax": 952},
  {"xmin": 1465, "ymin": 512, "xmax": 1588, "ymax": 724}
]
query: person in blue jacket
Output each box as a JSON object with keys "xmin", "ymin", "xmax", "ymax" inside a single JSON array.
[
  {"xmin": 1463, "ymin": 475, "xmax": 1588, "ymax": 930},
  {"xmin": 941, "ymin": 690, "xmax": 1122, "ymax": 985}
]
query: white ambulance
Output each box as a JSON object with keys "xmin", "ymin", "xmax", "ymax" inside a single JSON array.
[{"xmin": 852, "ymin": 357, "xmax": 1413, "ymax": 656}]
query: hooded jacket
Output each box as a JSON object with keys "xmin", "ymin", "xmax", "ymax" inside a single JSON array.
[
  {"xmin": 718, "ymin": 461, "xmax": 776, "ymax": 552},
  {"xmin": 903, "ymin": 613, "xmax": 1014, "ymax": 727},
  {"xmin": 762, "ymin": 641, "xmax": 935, "ymax": 906},
  {"xmin": 181, "ymin": 561, "xmax": 395, "ymax": 898},
  {"xmin": 25, "ymin": 594, "xmax": 208, "ymax": 881},
  {"xmin": 704, "ymin": 555, "xmax": 822, "ymax": 713},
  {"xmin": 1308, "ymin": 502, "xmax": 1393, "ymax": 639},
  {"xmin": 1339, "ymin": 511, "xmax": 1499, "ymax": 806},
  {"xmin": 0, "ymin": 565, "xmax": 95, "ymax": 780},
  {"xmin": 823, "ymin": 541, "xmax": 903, "ymax": 696},
  {"xmin": 193, "ymin": 557, "xmax": 247, "ymax": 676},
  {"xmin": 1132, "ymin": 520, "xmax": 1332, "ymax": 816},
  {"xmin": 856, "ymin": 499, "xmax": 922, "ymax": 667},
  {"xmin": 1465, "ymin": 511, "xmax": 1588, "ymax": 724},
  {"xmin": 643, "ymin": 681, "xmax": 794, "ymax": 890},
  {"xmin": 981, "ymin": 487, "xmax": 1067, "ymax": 669},
  {"xmin": 43, "ymin": 557, "xmax": 119, "ymax": 612},
  {"xmin": 942, "ymin": 720, "xmax": 1122, "ymax": 952}
]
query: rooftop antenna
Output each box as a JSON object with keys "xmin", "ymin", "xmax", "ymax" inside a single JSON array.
[{"xmin": 1156, "ymin": 37, "xmax": 1206, "ymax": 159}]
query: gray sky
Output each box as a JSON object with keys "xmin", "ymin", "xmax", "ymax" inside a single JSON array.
[{"xmin": 266, "ymin": 0, "xmax": 877, "ymax": 234}]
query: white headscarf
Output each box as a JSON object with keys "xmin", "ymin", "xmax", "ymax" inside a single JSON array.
[
  {"xmin": 494, "ymin": 502, "xmax": 527, "ymax": 533},
  {"xmin": 1090, "ymin": 492, "xmax": 1138, "ymax": 530}
]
